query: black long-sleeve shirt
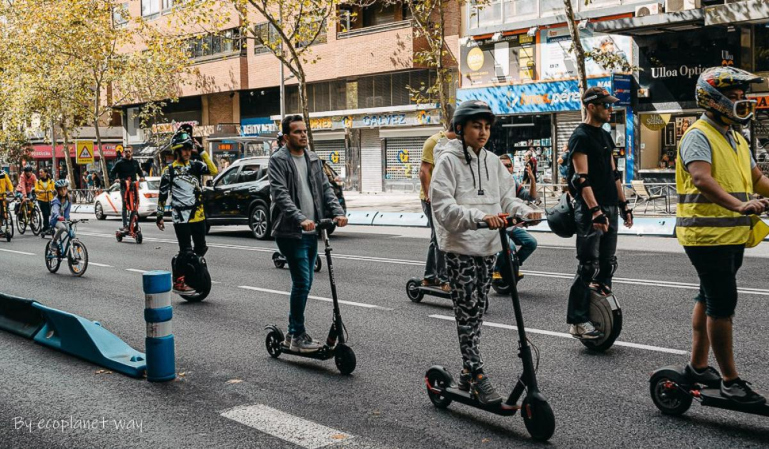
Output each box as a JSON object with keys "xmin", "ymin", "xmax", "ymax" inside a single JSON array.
[{"xmin": 109, "ymin": 158, "xmax": 142, "ymax": 182}]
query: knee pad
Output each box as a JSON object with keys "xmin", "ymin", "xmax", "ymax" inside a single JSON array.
[
  {"xmin": 578, "ymin": 260, "xmax": 599, "ymax": 283},
  {"xmin": 605, "ymin": 256, "xmax": 618, "ymax": 276},
  {"xmin": 195, "ymin": 245, "xmax": 208, "ymax": 257}
]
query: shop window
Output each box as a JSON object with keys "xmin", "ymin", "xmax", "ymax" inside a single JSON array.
[{"xmin": 756, "ymin": 26, "xmax": 769, "ymax": 73}]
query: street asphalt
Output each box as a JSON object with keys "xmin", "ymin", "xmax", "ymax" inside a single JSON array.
[{"xmin": 1, "ymin": 214, "xmax": 769, "ymax": 448}]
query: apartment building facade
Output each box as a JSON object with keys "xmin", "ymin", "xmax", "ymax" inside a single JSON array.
[
  {"xmin": 457, "ymin": 0, "xmax": 769, "ymax": 184},
  {"xmin": 122, "ymin": 0, "xmax": 461, "ymax": 192}
]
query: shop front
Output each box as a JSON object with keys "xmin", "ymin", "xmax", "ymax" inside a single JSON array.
[
  {"xmin": 458, "ymin": 76, "xmax": 634, "ymax": 183},
  {"xmin": 634, "ymin": 26, "xmax": 742, "ymax": 182},
  {"xmin": 31, "ymin": 143, "xmax": 120, "ymax": 188}
]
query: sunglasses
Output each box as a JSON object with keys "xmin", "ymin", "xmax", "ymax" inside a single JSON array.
[
  {"xmin": 592, "ymin": 102, "xmax": 614, "ymax": 109},
  {"xmin": 503, "ymin": 163, "xmax": 513, "ymax": 168}
]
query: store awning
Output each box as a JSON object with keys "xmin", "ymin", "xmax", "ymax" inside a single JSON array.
[
  {"xmin": 593, "ymin": 9, "xmax": 705, "ymax": 36},
  {"xmin": 704, "ymin": 0, "xmax": 769, "ymax": 26}
]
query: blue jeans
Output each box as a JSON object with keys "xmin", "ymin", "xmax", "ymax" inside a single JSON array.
[{"xmin": 276, "ymin": 234, "xmax": 318, "ymax": 336}]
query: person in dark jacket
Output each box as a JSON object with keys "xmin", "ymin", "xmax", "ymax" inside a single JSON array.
[
  {"xmin": 269, "ymin": 114, "xmax": 347, "ymax": 353},
  {"xmin": 109, "ymin": 146, "xmax": 144, "ymax": 230}
]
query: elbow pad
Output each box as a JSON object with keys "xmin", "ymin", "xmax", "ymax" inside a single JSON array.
[
  {"xmin": 570, "ymin": 173, "xmax": 591, "ymax": 193},
  {"xmin": 613, "ymin": 170, "xmax": 622, "ymax": 181}
]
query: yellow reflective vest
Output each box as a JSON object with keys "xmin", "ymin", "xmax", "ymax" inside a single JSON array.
[
  {"xmin": 35, "ymin": 178, "xmax": 55, "ymax": 203},
  {"xmin": 676, "ymin": 119, "xmax": 753, "ymax": 246}
]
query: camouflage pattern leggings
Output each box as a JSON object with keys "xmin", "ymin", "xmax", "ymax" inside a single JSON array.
[{"xmin": 446, "ymin": 252, "xmax": 496, "ymax": 373}]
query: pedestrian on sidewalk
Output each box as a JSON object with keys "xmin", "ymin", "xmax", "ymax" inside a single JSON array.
[
  {"xmin": 431, "ymin": 100, "xmax": 540, "ymax": 405},
  {"xmin": 676, "ymin": 67, "xmax": 769, "ymax": 406},
  {"xmin": 418, "ymin": 104, "xmax": 455, "ymax": 292},
  {"xmin": 566, "ymin": 87, "xmax": 633, "ymax": 340},
  {"xmin": 269, "ymin": 115, "xmax": 348, "ymax": 353}
]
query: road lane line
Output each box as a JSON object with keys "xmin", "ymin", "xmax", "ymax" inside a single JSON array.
[
  {"xmin": 126, "ymin": 268, "xmax": 148, "ymax": 273},
  {"xmin": 76, "ymin": 231, "xmax": 769, "ymax": 296},
  {"xmin": 429, "ymin": 314, "xmax": 688, "ymax": 355},
  {"xmin": 238, "ymin": 285, "xmax": 392, "ymax": 310},
  {"xmin": 89, "ymin": 262, "xmax": 113, "ymax": 267},
  {"xmin": 0, "ymin": 248, "xmax": 34, "ymax": 256},
  {"xmin": 221, "ymin": 404, "xmax": 352, "ymax": 449}
]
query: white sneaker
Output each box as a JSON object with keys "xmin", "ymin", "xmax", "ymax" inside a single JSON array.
[
  {"xmin": 289, "ymin": 333, "xmax": 323, "ymax": 353},
  {"xmin": 569, "ymin": 322, "xmax": 602, "ymax": 340}
]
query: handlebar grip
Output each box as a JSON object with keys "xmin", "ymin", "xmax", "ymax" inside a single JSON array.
[{"xmin": 317, "ymin": 218, "xmax": 334, "ymax": 230}]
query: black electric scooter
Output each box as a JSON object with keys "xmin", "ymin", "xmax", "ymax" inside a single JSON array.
[
  {"xmin": 650, "ymin": 366, "xmax": 769, "ymax": 417},
  {"xmin": 265, "ymin": 219, "xmax": 356, "ymax": 375},
  {"xmin": 424, "ymin": 215, "xmax": 555, "ymax": 441},
  {"xmin": 272, "ymin": 251, "xmax": 322, "ymax": 272}
]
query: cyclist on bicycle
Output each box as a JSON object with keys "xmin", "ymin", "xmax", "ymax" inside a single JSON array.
[
  {"xmin": 109, "ymin": 147, "xmax": 143, "ymax": 231},
  {"xmin": 15, "ymin": 164, "xmax": 37, "ymax": 211},
  {"xmin": 0, "ymin": 169, "xmax": 12, "ymax": 228},
  {"xmin": 50, "ymin": 180, "xmax": 71, "ymax": 256},
  {"xmin": 156, "ymin": 132, "xmax": 218, "ymax": 294},
  {"xmin": 35, "ymin": 168, "xmax": 55, "ymax": 235}
]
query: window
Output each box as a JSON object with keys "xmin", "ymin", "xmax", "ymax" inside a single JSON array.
[
  {"xmin": 186, "ymin": 28, "xmax": 242, "ymax": 60},
  {"xmin": 504, "ymin": 0, "xmax": 536, "ymax": 20},
  {"xmin": 238, "ymin": 165, "xmax": 263, "ymax": 183},
  {"xmin": 113, "ymin": 3, "xmax": 129, "ymax": 27},
  {"xmin": 253, "ymin": 23, "xmax": 280, "ymax": 55},
  {"xmin": 297, "ymin": 18, "xmax": 327, "ymax": 48},
  {"xmin": 216, "ymin": 167, "xmax": 240, "ymax": 187},
  {"xmin": 141, "ymin": 0, "xmax": 160, "ymax": 18},
  {"xmin": 339, "ymin": 1, "xmax": 411, "ymax": 32},
  {"xmin": 757, "ymin": 26, "xmax": 769, "ymax": 72}
]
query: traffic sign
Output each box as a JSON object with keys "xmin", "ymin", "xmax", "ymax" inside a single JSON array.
[
  {"xmin": 75, "ymin": 140, "xmax": 95, "ymax": 164},
  {"xmin": 116, "ymin": 144, "xmax": 124, "ymax": 153}
]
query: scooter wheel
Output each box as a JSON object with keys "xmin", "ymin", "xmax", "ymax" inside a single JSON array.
[
  {"xmin": 649, "ymin": 369, "xmax": 693, "ymax": 416},
  {"xmin": 314, "ymin": 256, "xmax": 322, "ymax": 273},
  {"xmin": 265, "ymin": 329, "xmax": 284, "ymax": 359},
  {"xmin": 272, "ymin": 252, "xmax": 285, "ymax": 269},
  {"xmin": 406, "ymin": 279, "xmax": 424, "ymax": 303},
  {"xmin": 425, "ymin": 367, "xmax": 453, "ymax": 409},
  {"xmin": 522, "ymin": 396, "xmax": 556, "ymax": 441},
  {"xmin": 334, "ymin": 344, "xmax": 356, "ymax": 375},
  {"xmin": 116, "ymin": 233, "xmax": 123, "ymax": 243},
  {"xmin": 136, "ymin": 232, "xmax": 143, "ymax": 244},
  {"xmin": 491, "ymin": 282, "xmax": 512, "ymax": 295}
]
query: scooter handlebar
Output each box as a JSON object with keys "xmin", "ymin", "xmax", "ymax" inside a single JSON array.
[
  {"xmin": 476, "ymin": 215, "xmax": 542, "ymax": 229},
  {"xmin": 317, "ymin": 218, "xmax": 335, "ymax": 230}
]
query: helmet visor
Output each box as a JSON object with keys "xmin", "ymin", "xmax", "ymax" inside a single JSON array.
[{"xmin": 734, "ymin": 100, "xmax": 757, "ymax": 121}]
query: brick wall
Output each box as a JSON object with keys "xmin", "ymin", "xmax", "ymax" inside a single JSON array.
[{"xmin": 207, "ymin": 92, "xmax": 235, "ymax": 125}]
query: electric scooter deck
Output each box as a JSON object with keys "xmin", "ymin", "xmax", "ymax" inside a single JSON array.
[
  {"xmin": 406, "ymin": 279, "xmax": 451, "ymax": 302},
  {"xmin": 650, "ymin": 366, "xmax": 769, "ymax": 417}
]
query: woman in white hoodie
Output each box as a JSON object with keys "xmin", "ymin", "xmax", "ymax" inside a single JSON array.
[{"xmin": 430, "ymin": 100, "xmax": 541, "ymax": 405}]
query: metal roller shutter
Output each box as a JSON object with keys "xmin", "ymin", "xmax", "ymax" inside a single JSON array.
[
  {"xmin": 384, "ymin": 137, "xmax": 425, "ymax": 182},
  {"xmin": 556, "ymin": 111, "xmax": 583, "ymax": 152},
  {"xmin": 312, "ymin": 140, "xmax": 346, "ymax": 177},
  {"xmin": 360, "ymin": 129, "xmax": 382, "ymax": 192}
]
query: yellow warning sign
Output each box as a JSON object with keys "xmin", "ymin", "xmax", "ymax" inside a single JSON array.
[
  {"xmin": 75, "ymin": 140, "xmax": 95, "ymax": 164},
  {"xmin": 116, "ymin": 144, "xmax": 124, "ymax": 153}
]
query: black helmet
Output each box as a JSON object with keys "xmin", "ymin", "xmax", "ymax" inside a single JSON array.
[
  {"xmin": 171, "ymin": 132, "xmax": 194, "ymax": 152},
  {"xmin": 545, "ymin": 194, "xmax": 576, "ymax": 238},
  {"xmin": 452, "ymin": 100, "xmax": 495, "ymax": 135},
  {"xmin": 23, "ymin": 164, "xmax": 33, "ymax": 172}
]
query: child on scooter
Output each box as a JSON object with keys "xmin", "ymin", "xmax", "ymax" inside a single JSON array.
[{"xmin": 430, "ymin": 101, "xmax": 541, "ymax": 405}]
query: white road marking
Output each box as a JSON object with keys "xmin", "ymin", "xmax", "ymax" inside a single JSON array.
[
  {"xmin": 221, "ymin": 404, "xmax": 351, "ymax": 449},
  {"xmin": 238, "ymin": 285, "xmax": 392, "ymax": 310},
  {"xmin": 126, "ymin": 268, "xmax": 148, "ymax": 273},
  {"xmin": 429, "ymin": 314, "xmax": 688, "ymax": 355},
  {"xmin": 76, "ymin": 231, "xmax": 769, "ymax": 296},
  {"xmin": 89, "ymin": 262, "xmax": 113, "ymax": 267},
  {"xmin": 0, "ymin": 248, "xmax": 34, "ymax": 256}
]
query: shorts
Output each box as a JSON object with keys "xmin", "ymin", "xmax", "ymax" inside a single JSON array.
[{"xmin": 683, "ymin": 244, "xmax": 744, "ymax": 318}]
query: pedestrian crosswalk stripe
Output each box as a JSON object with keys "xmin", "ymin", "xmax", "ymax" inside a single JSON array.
[{"xmin": 221, "ymin": 404, "xmax": 352, "ymax": 449}]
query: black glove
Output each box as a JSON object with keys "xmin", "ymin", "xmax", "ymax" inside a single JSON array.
[
  {"xmin": 592, "ymin": 213, "xmax": 609, "ymax": 226},
  {"xmin": 618, "ymin": 201, "xmax": 633, "ymax": 222}
]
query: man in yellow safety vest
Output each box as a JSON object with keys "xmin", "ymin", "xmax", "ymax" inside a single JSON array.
[{"xmin": 677, "ymin": 66, "xmax": 769, "ymax": 406}]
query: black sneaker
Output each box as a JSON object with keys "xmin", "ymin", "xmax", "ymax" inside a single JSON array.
[
  {"xmin": 471, "ymin": 372, "xmax": 503, "ymax": 405},
  {"xmin": 684, "ymin": 363, "xmax": 722, "ymax": 389},
  {"xmin": 720, "ymin": 378, "xmax": 767, "ymax": 406},
  {"xmin": 457, "ymin": 370, "xmax": 471, "ymax": 392}
]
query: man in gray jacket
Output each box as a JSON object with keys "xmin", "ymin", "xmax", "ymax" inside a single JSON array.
[{"xmin": 269, "ymin": 115, "xmax": 348, "ymax": 353}]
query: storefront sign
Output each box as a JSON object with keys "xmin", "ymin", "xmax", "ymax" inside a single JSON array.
[
  {"xmin": 75, "ymin": 141, "xmax": 95, "ymax": 164},
  {"xmin": 305, "ymin": 110, "xmax": 441, "ymax": 131},
  {"xmin": 31, "ymin": 144, "xmax": 118, "ymax": 160},
  {"xmin": 457, "ymin": 77, "xmax": 612, "ymax": 115},
  {"xmin": 241, "ymin": 117, "xmax": 278, "ymax": 136},
  {"xmin": 641, "ymin": 114, "xmax": 671, "ymax": 131},
  {"xmin": 540, "ymin": 27, "xmax": 632, "ymax": 81},
  {"xmin": 151, "ymin": 120, "xmax": 199, "ymax": 134},
  {"xmin": 459, "ymin": 34, "xmax": 535, "ymax": 87},
  {"xmin": 637, "ymin": 28, "xmax": 740, "ymax": 105},
  {"xmin": 754, "ymin": 95, "xmax": 769, "ymax": 110}
]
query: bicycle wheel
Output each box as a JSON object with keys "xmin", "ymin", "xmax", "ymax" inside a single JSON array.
[
  {"xmin": 31, "ymin": 206, "xmax": 42, "ymax": 236},
  {"xmin": 44, "ymin": 241, "xmax": 61, "ymax": 273},
  {"xmin": 16, "ymin": 207, "xmax": 27, "ymax": 235},
  {"xmin": 68, "ymin": 240, "xmax": 88, "ymax": 276}
]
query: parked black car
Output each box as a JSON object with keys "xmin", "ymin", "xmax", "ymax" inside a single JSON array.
[{"xmin": 203, "ymin": 156, "xmax": 347, "ymax": 239}]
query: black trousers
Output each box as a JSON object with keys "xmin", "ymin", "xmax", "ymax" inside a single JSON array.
[
  {"xmin": 173, "ymin": 221, "xmax": 207, "ymax": 256},
  {"xmin": 567, "ymin": 201, "xmax": 619, "ymax": 324},
  {"xmin": 39, "ymin": 201, "xmax": 51, "ymax": 231}
]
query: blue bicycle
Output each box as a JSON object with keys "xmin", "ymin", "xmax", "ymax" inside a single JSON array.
[{"xmin": 44, "ymin": 219, "xmax": 89, "ymax": 276}]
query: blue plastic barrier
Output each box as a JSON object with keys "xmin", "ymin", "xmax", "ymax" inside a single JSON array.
[
  {"xmin": 346, "ymin": 210, "xmax": 378, "ymax": 225},
  {"xmin": 31, "ymin": 303, "xmax": 146, "ymax": 378},
  {"xmin": 372, "ymin": 212, "xmax": 429, "ymax": 227},
  {"xmin": 143, "ymin": 271, "xmax": 175, "ymax": 382},
  {"xmin": 0, "ymin": 293, "xmax": 45, "ymax": 339}
]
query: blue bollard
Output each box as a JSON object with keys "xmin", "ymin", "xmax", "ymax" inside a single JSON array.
[{"xmin": 143, "ymin": 271, "xmax": 175, "ymax": 382}]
